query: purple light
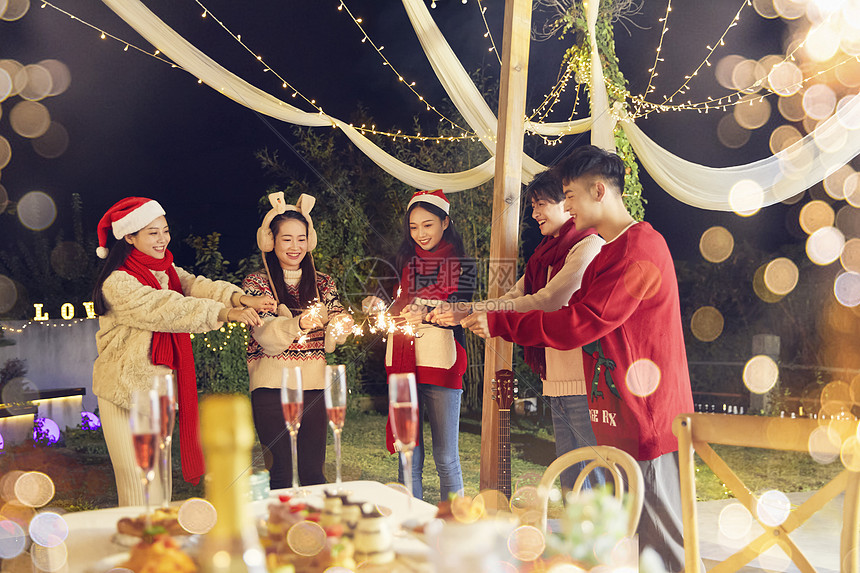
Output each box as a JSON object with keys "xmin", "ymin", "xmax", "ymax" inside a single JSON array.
[
  {"xmin": 33, "ymin": 417, "xmax": 60, "ymax": 445},
  {"xmin": 0, "ymin": 432, "xmax": 4, "ymax": 452},
  {"xmin": 80, "ymin": 411, "xmax": 101, "ymax": 430}
]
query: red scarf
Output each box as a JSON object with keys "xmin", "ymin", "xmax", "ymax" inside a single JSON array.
[
  {"xmin": 119, "ymin": 248, "xmax": 205, "ymax": 485},
  {"xmin": 385, "ymin": 240, "xmax": 461, "ymax": 453},
  {"xmin": 522, "ymin": 219, "xmax": 596, "ymax": 379}
]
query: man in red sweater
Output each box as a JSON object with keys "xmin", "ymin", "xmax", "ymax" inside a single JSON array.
[{"xmin": 463, "ymin": 145, "xmax": 693, "ymax": 571}]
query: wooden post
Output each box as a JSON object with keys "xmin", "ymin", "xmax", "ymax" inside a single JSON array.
[{"xmin": 480, "ymin": 0, "xmax": 533, "ymax": 492}]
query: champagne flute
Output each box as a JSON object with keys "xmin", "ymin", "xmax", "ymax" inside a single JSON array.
[
  {"xmin": 280, "ymin": 367, "xmax": 305, "ymax": 496},
  {"xmin": 324, "ymin": 365, "xmax": 348, "ymax": 487},
  {"xmin": 153, "ymin": 374, "xmax": 176, "ymax": 508},
  {"xmin": 388, "ymin": 373, "xmax": 418, "ymax": 507},
  {"xmin": 129, "ymin": 389, "xmax": 160, "ymax": 525}
]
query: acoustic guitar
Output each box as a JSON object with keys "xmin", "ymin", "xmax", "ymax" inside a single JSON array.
[{"xmin": 491, "ymin": 369, "xmax": 517, "ymax": 499}]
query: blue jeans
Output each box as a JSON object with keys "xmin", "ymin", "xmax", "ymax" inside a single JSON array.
[
  {"xmin": 398, "ymin": 384, "xmax": 463, "ymax": 500},
  {"xmin": 549, "ymin": 394, "xmax": 605, "ymax": 490}
]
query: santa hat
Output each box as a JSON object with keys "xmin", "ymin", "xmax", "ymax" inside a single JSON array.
[
  {"xmin": 95, "ymin": 197, "xmax": 165, "ymax": 259},
  {"xmin": 407, "ymin": 189, "xmax": 450, "ymax": 215}
]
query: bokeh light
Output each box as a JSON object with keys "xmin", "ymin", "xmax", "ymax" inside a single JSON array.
[
  {"xmin": 80, "ymin": 411, "xmax": 101, "ymax": 430},
  {"xmin": 30, "ymin": 540, "xmax": 67, "ymax": 572},
  {"xmin": 451, "ymin": 494, "xmax": 486, "ymax": 523},
  {"xmin": 0, "ymin": 60, "xmax": 24, "ymax": 97},
  {"xmin": 32, "ymin": 122, "xmax": 69, "ymax": 159},
  {"xmin": 1, "ymin": 377, "xmax": 37, "ymax": 412},
  {"xmin": 623, "ymin": 259, "xmax": 661, "ymax": 300},
  {"xmin": 507, "ymin": 525, "xmax": 545, "ymax": 562},
  {"xmin": 0, "ymin": 68, "xmax": 11, "ymax": 101},
  {"xmin": 834, "ymin": 272, "xmax": 860, "ymax": 307},
  {"xmin": 835, "ymin": 56, "xmax": 860, "ymax": 87},
  {"xmin": 19, "ymin": 64, "xmax": 52, "ymax": 101},
  {"xmin": 717, "ymin": 114, "xmax": 751, "ymax": 149},
  {"xmin": 626, "ymin": 359, "xmax": 661, "ymax": 397},
  {"xmin": 753, "ymin": 0, "xmax": 779, "ymax": 18},
  {"xmin": 9, "ymin": 100, "xmax": 51, "ymax": 139},
  {"xmin": 510, "ymin": 485, "xmax": 538, "ymax": 515},
  {"xmin": 806, "ymin": 226, "xmax": 845, "ymax": 265},
  {"xmin": 28, "ymin": 512, "xmax": 68, "ymax": 548},
  {"xmin": 769, "ymin": 124, "xmax": 802, "ymax": 155},
  {"xmin": 0, "ymin": 470, "xmax": 24, "ymax": 502},
  {"xmin": 0, "ymin": 0, "xmax": 28, "ymax": 21},
  {"xmin": 734, "ymin": 96, "xmax": 771, "ymax": 130},
  {"xmin": 0, "ymin": 432, "xmax": 4, "ymax": 452},
  {"xmin": 753, "ymin": 264, "xmax": 785, "ymax": 303},
  {"xmin": 0, "ymin": 184, "xmax": 7, "ymax": 214},
  {"xmin": 0, "ymin": 520, "xmax": 27, "ymax": 559},
  {"xmin": 779, "ymin": 143, "xmax": 815, "ymax": 180},
  {"xmin": 17, "ymin": 191, "xmax": 57, "ymax": 231},
  {"xmin": 715, "ymin": 55, "xmax": 746, "ymax": 90},
  {"xmin": 767, "ymin": 61, "xmax": 803, "ymax": 96},
  {"xmin": 732, "ymin": 59, "xmax": 766, "ymax": 94},
  {"xmin": 778, "ymin": 92, "xmax": 806, "ymax": 122},
  {"xmin": 699, "ymin": 226, "xmax": 734, "ymax": 263},
  {"xmin": 813, "ymin": 119, "xmax": 848, "ymax": 153},
  {"xmin": 808, "ymin": 425, "xmax": 841, "ymax": 464},
  {"xmin": 835, "ymin": 95, "xmax": 860, "ymax": 130},
  {"xmin": 38, "ymin": 59, "xmax": 70, "ymax": 97},
  {"xmin": 763, "ymin": 257, "xmax": 799, "ymax": 296},
  {"xmin": 803, "ymin": 84, "xmax": 837, "ymax": 121},
  {"xmin": 33, "ymin": 417, "xmax": 60, "ymax": 446},
  {"xmin": 845, "ymin": 173, "xmax": 860, "ymax": 207},
  {"xmin": 840, "ymin": 436, "xmax": 860, "ymax": 472},
  {"xmin": 718, "ymin": 503, "xmax": 752, "ymax": 539},
  {"xmin": 755, "ymin": 489, "xmax": 791, "ymax": 527},
  {"xmin": 50, "ymin": 242, "xmax": 88, "ymax": 280},
  {"xmin": 799, "ymin": 200, "xmax": 834, "ymax": 235},
  {"xmin": 743, "ymin": 355, "xmax": 779, "ymax": 394},
  {"xmin": 729, "ymin": 179, "xmax": 763, "ymax": 216},
  {"xmin": 773, "ymin": 0, "xmax": 806, "ymax": 19},
  {"xmin": 0, "ymin": 274, "xmax": 17, "ymax": 313},
  {"xmin": 286, "ymin": 520, "xmax": 326, "ymax": 556},
  {"xmin": 824, "ymin": 165, "xmax": 854, "ymax": 200},
  {"xmin": 177, "ymin": 498, "xmax": 217, "ymax": 534},
  {"xmin": 14, "ymin": 472, "xmax": 55, "ymax": 508},
  {"xmin": 804, "ymin": 22, "xmax": 841, "ymax": 62},
  {"xmin": 840, "ymin": 237, "xmax": 860, "ymax": 272},
  {"xmin": 690, "ymin": 306, "xmax": 724, "ymax": 342},
  {"xmin": 0, "ymin": 135, "xmax": 11, "ymax": 170}
]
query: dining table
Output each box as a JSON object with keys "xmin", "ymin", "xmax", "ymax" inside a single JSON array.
[{"xmin": 59, "ymin": 480, "xmax": 439, "ymax": 572}]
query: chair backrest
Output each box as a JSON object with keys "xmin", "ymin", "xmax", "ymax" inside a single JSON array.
[
  {"xmin": 673, "ymin": 413, "xmax": 860, "ymax": 573},
  {"xmin": 537, "ymin": 445, "xmax": 644, "ymax": 537}
]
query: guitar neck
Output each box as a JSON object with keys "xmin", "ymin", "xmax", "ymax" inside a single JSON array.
[{"xmin": 497, "ymin": 409, "xmax": 511, "ymax": 499}]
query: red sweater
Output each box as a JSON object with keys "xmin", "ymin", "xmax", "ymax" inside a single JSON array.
[{"xmin": 488, "ymin": 222, "xmax": 693, "ymax": 461}]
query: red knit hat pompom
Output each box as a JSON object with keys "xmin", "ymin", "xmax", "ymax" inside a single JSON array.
[
  {"xmin": 407, "ymin": 189, "xmax": 450, "ymax": 215},
  {"xmin": 95, "ymin": 197, "xmax": 166, "ymax": 259}
]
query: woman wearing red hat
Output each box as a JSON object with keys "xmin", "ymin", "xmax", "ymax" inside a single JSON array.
[
  {"xmin": 241, "ymin": 192, "xmax": 354, "ymax": 489},
  {"xmin": 363, "ymin": 189, "xmax": 471, "ymax": 500},
  {"xmin": 91, "ymin": 196, "xmax": 275, "ymax": 506}
]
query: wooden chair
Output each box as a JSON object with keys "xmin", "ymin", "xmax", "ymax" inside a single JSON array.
[
  {"xmin": 673, "ymin": 413, "xmax": 860, "ymax": 573},
  {"xmin": 537, "ymin": 445, "xmax": 644, "ymax": 537}
]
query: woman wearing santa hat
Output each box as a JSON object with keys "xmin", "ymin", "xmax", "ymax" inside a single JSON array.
[
  {"xmin": 91, "ymin": 196, "xmax": 275, "ymax": 506},
  {"xmin": 241, "ymin": 192, "xmax": 354, "ymax": 489},
  {"xmin": 363, "ymin": 189, "xmax": 472, "ymax": 500}
]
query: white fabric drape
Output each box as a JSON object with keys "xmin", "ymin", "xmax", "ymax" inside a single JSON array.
[
  {"xmin": 100, "ymin": 0, "xmax": 500, "ymax": 191},
  {"xmin": 621, "ymin": 93, "xmax": 860, "ymax": 211},
  {"xmin": 584, "ymin": 0, "xmax": 616, "ymax": 151},
  {"xmin": 98, "ymin": 0, "xmax": 860, "ymax": 210}
]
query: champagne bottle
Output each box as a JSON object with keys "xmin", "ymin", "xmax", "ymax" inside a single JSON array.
[{"xmin": 199, "ymin": 395, "xmax": 268, "ymax": 573}]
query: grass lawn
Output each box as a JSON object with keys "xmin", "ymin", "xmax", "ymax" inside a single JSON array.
[{"xmin": 1, "ymin": 410, "xmax": 845, "ymax": 511}]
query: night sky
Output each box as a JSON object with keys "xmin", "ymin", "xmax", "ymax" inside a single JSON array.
[{"xmin": 1, "ymin": 0, "xmax": 798, "ymax": 268}]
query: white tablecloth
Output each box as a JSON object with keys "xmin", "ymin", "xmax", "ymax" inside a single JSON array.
[{"xmin": 62, "ymin": 480, "xmax": 437, "ymax": 572}]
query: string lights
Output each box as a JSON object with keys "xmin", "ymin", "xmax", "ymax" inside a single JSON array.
[
  {"xmin": 0, "ymin": 318, "xmax": 90, "ymax": 334},
  {"xmin": 475, "ymin": 0, "xmax": 501, "ymax": 65},
  {"xmin": 190, "ymin": 321, "xmax": 249, "ymax": 353},
  {"xmin": 334, "ymin": 0, "xmax": 474, "ymax": 137}
]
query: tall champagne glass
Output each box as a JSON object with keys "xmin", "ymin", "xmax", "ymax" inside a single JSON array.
[
  {"xmin": 153, "ymin": 374, "xmax": 176, "ymax": 508},
  {"xmin": 280, "ymin": 367, "xmax": 304, "ymax": 495},
  {"xmin": 129, "ymin": 389, "xmax": 160, "ymax": 525},
  {"xmin": 324, "ymin": 365, "xmax": 348, "ymax": 486},
  {"xmin": 388, "ymin": 373, "xmax": 418, "ymax": 506}
]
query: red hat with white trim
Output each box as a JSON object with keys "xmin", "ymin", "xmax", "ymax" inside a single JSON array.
[
  {"xmin": 95, "ymin": 197, "xmax": 165, "ymax": 259},
  {"xmin": 407, "ymin": 189, "xmax": 450, "ymax": 215}
]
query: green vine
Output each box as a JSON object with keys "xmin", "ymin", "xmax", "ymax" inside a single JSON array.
[{"xmin": 558, "ymin": 2, "xmax": 645, "ymax": 221}]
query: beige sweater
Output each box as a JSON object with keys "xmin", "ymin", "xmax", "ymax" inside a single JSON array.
[
  {"xmin": 92, "ymin": 266, "xmax": 242, "ymax": 409},
  {"xmin": 483, "ymin": 233, "xmax": 604, "ymax": 396}
]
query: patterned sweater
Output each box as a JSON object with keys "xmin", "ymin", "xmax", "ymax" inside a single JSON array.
[
  {"xmin": 93, "ymin": 266, "xmax": 242, "ymax": 409},
  {"xmin": 242, "ymin": 269, "xmax": 345, "ymax": 391}
]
